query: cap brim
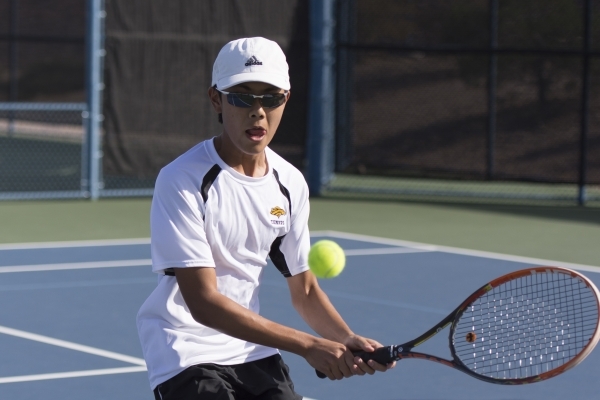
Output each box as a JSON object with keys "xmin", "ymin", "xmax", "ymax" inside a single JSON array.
[{"xmin": 217, "ymin": 72, "xmax": 290, "ymax": 91}]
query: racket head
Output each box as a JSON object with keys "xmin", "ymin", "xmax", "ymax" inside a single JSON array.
[{"xmin": 449, "ymin": 267, "xmax": 600, "ymax": 384}]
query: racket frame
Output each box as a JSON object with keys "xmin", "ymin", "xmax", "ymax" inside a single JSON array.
[
  {"xmin": 319, "ymin": 267, "xmax": 600, "ymax": 384},
  {"xmin": 447, "ymin": 266, "xmax": 600, "ymax": 384}
]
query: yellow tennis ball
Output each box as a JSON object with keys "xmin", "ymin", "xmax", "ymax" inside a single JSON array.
[{"xmin": 308, "ymin": 240, "xmax": 346, "ymax": 278}]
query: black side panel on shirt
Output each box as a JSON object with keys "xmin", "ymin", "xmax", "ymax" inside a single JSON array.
[
  {"xmin": 270, "ymin": 169, "xmax": 294, "ymax": 277},
  {"xmin": 269, "ymin": 235, "xmax": 292, "ymax": 277},
  {"xmin": 164, "ymin": 164, "xmax": 222, "ymax": 277},
  {"xmin": 272, "ymin": 169, "xmax": 292, "ymax": 216},
  {"xmin": 202, "ymin": 164, "xmax": 222, "ymax": 203}
]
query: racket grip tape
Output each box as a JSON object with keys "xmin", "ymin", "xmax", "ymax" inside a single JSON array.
[{"xmin": 315, "ymin": 346, "xmax": 396, "ymax": 379}]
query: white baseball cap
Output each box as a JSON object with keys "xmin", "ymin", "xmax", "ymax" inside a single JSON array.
[{"xmin": 211, "ymin": 37, "xmax": 290, "ymax": 91}]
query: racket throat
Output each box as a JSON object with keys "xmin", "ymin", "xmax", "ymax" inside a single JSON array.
[{"xmin": 389, "ymin": 346, "xmax": 456, "ymax": 368}]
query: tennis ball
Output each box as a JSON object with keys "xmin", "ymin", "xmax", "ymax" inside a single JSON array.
[{"xmin": 308, "ymin": 240, "xmax": 346, "ymax": 279}]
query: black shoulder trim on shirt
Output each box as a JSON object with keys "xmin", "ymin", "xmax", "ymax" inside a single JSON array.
[
  {"xmin": 201, "ymin": 164, "xmax": 222, "ymax": 203},
  {"xmin": 269, "ymin": 235, "xmax": 292, "ymax": 277},
  {"xmin": 272, "ymin": 169, "xmax": 292, "ymax": 217}
]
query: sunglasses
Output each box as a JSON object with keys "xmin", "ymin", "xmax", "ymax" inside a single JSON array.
[{"xmin": 218, "ymin": 90, "xmax": 288, "ymax": 109}]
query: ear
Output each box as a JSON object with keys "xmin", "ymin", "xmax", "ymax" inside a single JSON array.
[{"xmin": 208, "ymin": 87, "xmax": 222, "ymax": 114}]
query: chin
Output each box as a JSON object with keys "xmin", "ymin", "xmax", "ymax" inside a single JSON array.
[{"xmin": 237, "ymin": 141, "xmax": 266, "ymax": 155}]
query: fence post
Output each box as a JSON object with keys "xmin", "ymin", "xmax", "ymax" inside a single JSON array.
[
  {"xmin": 8, "ymin": 0, "xmax": 19, "ymax": 137},
  {"xmin": 307, "ymin": 0, "xmax": 336, "ymax": 196},
  {"xmin": 578, "ymin": 0, "xmax": 592, "ymax": 206},
  {"xmin": 85, "ymin": 0, "xmax": 106, "ymax": 200},
  {"xmin": 335, "ymin": 0, "xmax": 355, "ymax": 172}
]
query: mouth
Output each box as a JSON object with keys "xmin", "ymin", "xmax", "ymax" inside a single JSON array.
[{"xmin": 245, "ymin": 127, "xmax": 267, "ymax": 142}]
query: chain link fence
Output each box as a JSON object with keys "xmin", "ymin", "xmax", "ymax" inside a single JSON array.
[
  {"xmin": 0, "ymin": 103, "xmax": 87, "ymax": 199},
  {"xmin": 2, "ymin": 0, "xmax": 600, "ymax": 206},
  {"xmin": 326, "ymin": 0, "xmax": 600, "ymax": 205}
]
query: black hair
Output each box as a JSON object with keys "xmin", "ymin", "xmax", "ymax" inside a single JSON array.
[{"xmin": 213, "ymin": 85, "xmax": 223, "ymax": 124}]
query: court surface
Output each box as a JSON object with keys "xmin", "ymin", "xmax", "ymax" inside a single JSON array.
[{"xmin": 1, "ymin": 231, "xmax": 599, "ymax": 400}]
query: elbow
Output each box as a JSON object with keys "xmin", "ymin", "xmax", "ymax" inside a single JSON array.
[
  {"xmin": 190, "ymin": 309, "xmax": 213, "ymax": 326},
  {"xmin": 187, "ymin": 299, "xmax": 225, "ymax": 328},
  {"xmin": 185, "ymin": 293, "xmax": 222, "ymax": 328}
]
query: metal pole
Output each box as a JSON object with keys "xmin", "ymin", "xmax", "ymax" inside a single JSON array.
[
  {"xmin": 8, "ymin": 0, "xmax": 18, "ymax": 136},
  {"xmin": 307, "ymin": 0, "xmax": 336, "ymax": 196},
  {"xmin": 578, "ymin": 0, "xmax": 592, "ymax": 206},
  {"xmin": 85, "ymin": 0, "xmax": 106, "ymax": 200},
  {"xmin": 335, "ymin": 0, "xmax": 355, "ymax": 172},
  {"xmin": 487, "ymin": 0, "xmax": 498, "ymax": 180}
]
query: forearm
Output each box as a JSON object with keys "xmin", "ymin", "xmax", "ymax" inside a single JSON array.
[
  {"xmin": 290, "ymin": 274, "xmax": 354, "ymax": 343},
  {"xmin": 194, "ymin": 288, "xmax": 317, "ymax": 355},
  {"xmin": 175, "ymin": 267, "xmax": 320, "ymax": 357}
]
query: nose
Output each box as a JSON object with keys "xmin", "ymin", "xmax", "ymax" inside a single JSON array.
[{"xmin": 248, "ymin": 101, "xmax": 266, "ymax": 119}]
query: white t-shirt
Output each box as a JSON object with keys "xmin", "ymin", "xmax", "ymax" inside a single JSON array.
[{"xmin": 136, "ymin": 138, "xmax": 311, "ymax": 389}]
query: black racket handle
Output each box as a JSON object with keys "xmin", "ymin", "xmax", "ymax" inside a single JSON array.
[{"xmin": 315, "ymin": 346, "xmax": 396, "ymax": 379}]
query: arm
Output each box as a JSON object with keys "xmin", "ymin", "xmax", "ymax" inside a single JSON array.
[
  {"xmin": 287, "ymin": 270, "xmax": 396, "ymax": 377},
  {"xmin": 175, "ymin": 266, "xmax": 356, "ymax": 379}
]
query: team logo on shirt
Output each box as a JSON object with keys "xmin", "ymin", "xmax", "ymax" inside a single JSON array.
[
  {"xmin": 270, "ymin": 206, "xmax": 286, "ymax": 218},
  {"xmin": 270, "ymin": 206, "xmax": 286, "ymax": 226}
]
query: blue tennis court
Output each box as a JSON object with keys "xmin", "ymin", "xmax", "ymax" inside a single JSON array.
[{"xmin": 1, "ymin": 232, "xmax": 599, "ymax": 400}]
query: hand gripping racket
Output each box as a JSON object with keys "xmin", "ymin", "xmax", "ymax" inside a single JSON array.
[{"xmin": 317, "ymin": 267, "xmax": 600, "ymax": 384}]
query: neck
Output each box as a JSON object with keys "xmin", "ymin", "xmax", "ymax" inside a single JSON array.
[{"xmin": 213, "ymin": 136, "xmax": 268, "ymax": 178}]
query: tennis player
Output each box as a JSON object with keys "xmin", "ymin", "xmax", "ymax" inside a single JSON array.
[{"xmin": 137, "ymin": 37, "xmax": 394, "ymax": 400}]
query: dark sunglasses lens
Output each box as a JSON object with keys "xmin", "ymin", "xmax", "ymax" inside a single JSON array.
[
  {"xmin": 227, "ymin": 94, "xmax": 254, "ymax": 107},
  {"xmin": 260, "ymin": 94, "xmax": 286, "ymax": 108}
]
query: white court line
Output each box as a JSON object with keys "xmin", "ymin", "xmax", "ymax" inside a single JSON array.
[
  {"xmin": 0, "ymin": 325, "xmax": 146, "ymax": 366},
  {"xmin": 0, "ymin": 259, "xmax": 152, "ymax": 273},
  {"xmin": 0, "ymin": 251, "xmax": 426, "ymax": 274},
  {"xmin": 312, "ymin": 230, "xmax": 435, "ymax": 252},
  {"xmin": 0, "ymin": 237, "xmax": 150, "ymax": 251},
  {"xmin": 3, "ymin": 230, "xmax": 595, "ymax": 271},
  {"xmin": 0, "ymin": 366, "xmax": 147, "ymax": 384},
  {"xmin": 2, "ymin": 230, "xmax": 595, "ymax": 273},
  {"xmin": 344, "ymin": 247, "xmax": 432, "ymax": 256},
  {"xmin": 0, "ymin": 249, "xmax": 429, "ymax": 274},
  {"xmin": 0, "ymin": 277, "xmax": 158, "ymax": 292},
  {"xmin": 318, "ymin": 230, "xmax": 600, "ymax": 273}
]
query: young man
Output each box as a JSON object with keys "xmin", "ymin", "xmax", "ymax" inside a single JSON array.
[{"xmin": 137, "ymin": 37, "xmax": 393, "ymax": 400}]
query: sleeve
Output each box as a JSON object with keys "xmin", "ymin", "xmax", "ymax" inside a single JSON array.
[
  {"xmin": 150, "ymin": 167, "xmax": 215, "ymax": 273},
  {"xmin": 279, "ymin": 179, "xmax": 311, "ymax": 277}
]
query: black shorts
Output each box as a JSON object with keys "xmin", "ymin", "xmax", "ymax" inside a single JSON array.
[{"xmin": 153, "ymin": 354, "xmax": 303, "ymax": 400}]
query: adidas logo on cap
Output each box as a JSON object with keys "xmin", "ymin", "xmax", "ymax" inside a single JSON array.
[{"xmin": 245, "ymin": 56, "xmax": 263, "ymax": 66}]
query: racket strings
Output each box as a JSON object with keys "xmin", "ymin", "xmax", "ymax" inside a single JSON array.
[{"xmin": 453, "ymin": 271, "xmax": 599, "ymax": 380}]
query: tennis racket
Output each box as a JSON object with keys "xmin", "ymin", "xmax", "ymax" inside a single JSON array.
[{"xmin": 317, "ymin": 266, "xmax": 600, "ymax": 384}]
